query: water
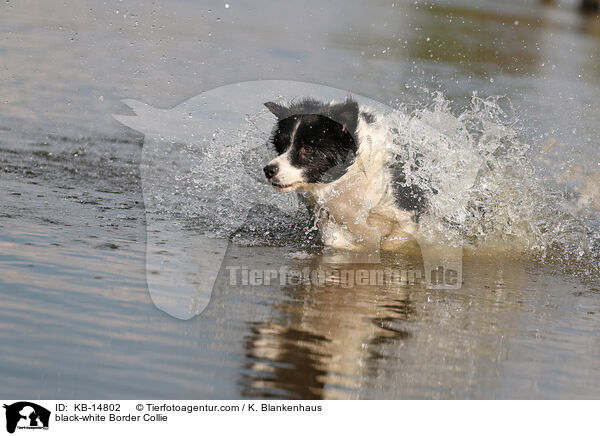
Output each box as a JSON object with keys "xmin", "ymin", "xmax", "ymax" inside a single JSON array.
[{"xmin": 1, "ymin": 0, "xmax": 599, "ymax": 399}]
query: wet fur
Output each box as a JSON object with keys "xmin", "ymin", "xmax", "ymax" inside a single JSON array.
[{"xmin": 263, "ymin": 98, "xmax": 426, "ymax": 251}]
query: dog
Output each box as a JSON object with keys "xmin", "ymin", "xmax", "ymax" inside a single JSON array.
[{"xmin": 263, "ymin": 97, "xmax": 427, "ymax": 252}]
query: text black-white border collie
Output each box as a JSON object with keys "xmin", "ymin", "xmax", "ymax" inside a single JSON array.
[{"xmin": 263, "ymin": 97, "xmax": 427, "ymax": 252}]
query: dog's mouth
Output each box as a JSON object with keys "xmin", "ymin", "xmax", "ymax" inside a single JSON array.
[{"xmin": 270, "ymin": 181, "xmax": 305, "ymax": 192}]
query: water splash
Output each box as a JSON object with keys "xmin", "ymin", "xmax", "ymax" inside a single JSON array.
[
  {"xmin": 387, "ymin": 91, "xmax": 599, "ymax": 278},
  {"xmin": 139, "ymin": 90, "xmax": 598, "ymax": 274}
]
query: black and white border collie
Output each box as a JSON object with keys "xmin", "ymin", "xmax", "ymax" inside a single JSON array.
[{"xmin": 263, "ymin": 97, "xmax": 427, "ymax": 252}]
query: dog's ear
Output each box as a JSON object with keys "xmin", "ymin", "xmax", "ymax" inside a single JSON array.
[
  {"xmin": 330, "ymin": 98, "xmax": 359, "ymax": 134},
  {"xmin": 264, "ymin": 102, "xmax": 290, "ymax": 120}
]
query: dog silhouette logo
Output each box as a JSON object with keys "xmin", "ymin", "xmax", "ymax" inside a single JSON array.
[
  {"xmin": 3, "ymin": 402, "xmax": 50, "ymax": 434},
  {"xmin": 112, "ymin": 80, "xmax": 466, "ymax": 319}
]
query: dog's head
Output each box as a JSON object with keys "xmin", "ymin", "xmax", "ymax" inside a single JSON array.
[{"xmin": 263, "ymin": 98, "xmax": 360, "ymax": 192}]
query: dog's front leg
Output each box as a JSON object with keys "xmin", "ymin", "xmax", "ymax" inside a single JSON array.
[{"xmin": 321, "ymin": 220, "xmax": 365, "ymax": 251}]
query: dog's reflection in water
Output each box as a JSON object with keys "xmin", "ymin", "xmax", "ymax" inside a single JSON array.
[{"xmin": 239, "ymin": 252, "xmax": 420, "ymax": 400}]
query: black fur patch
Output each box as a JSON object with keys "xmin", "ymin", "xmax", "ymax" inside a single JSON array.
[
  {"xmin": 360, "ymin": 111, "xmax": 376, "ymax": 123},
  {"xmin": 389, "ymin": 156, "xmax": 431, "ymax": 220},
  {"xmin": 265, "ymin": 98, "xmax": 360, "ymax": 135}
]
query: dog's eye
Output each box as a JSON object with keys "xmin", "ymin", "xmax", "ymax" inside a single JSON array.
[{"xmin": 301, "ymin": 145, "xmax": 313, "ymax": 154}]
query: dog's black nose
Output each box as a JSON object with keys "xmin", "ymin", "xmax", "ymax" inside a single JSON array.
[{"xmin": 263, "ymin": 164, "xmax": 278, "ymax": 179}]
